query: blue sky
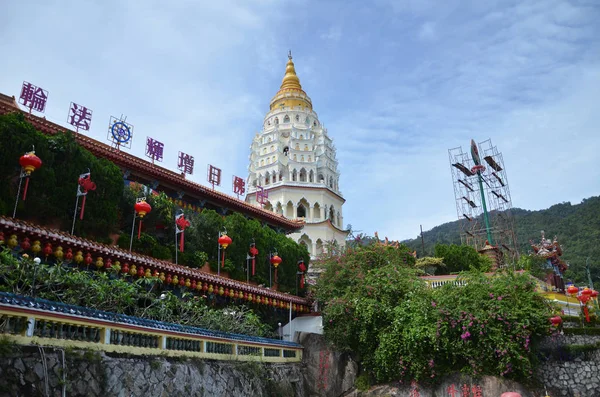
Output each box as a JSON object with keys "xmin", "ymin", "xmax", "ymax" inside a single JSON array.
[{"xmin": 2, "ymin": 0, "xmax": 599, "ymax": 241}]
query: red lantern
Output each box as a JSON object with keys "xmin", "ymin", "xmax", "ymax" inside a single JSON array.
[
  {"xmin": 43, "ymin": 243, "xmax": 52, "ymax": 258},
  {"xmin": 271, "ymin": 254, "xmax": 282, "ymax": 284},
  {"xmin": 591, "ymin": 290, "xmax": 599, "ymax": 298},
  {"xmin": 134, "ymin": 200, "xmax": 152, "ymax": 239},
  {"xmin": 175, "ymin": 214, "xmax": 190, "ymax": 252},
  {"xmin": 218, "ymin": 233, "xmax": 232, "ymax": 268},
  {"xmin": 249, "ymin": 244, "xmax": 259, "ymax": 276},
  {"xmin": 581, "ymin": 288, "xmax": 592, "ymax": 297},
  {"xmin": 21, "ymin": 238, "xmax": 31, "ymax": 251},
  {"xmin": 122, "ymin": 263, "xmax": 129, "ymax": 274},
  {"xmin": 550, "ymin": 316, "xmax": 562, "ymax": 326},
  {"xmin": 84, "ymin": 253, "xmax": 93, "ymax": 267},
  {"xmin": 166, "ymin": 274, "xmax": 172, "ymax": 284},
  {"xmin": 298, "ymin": 260, "xmax": 307, "ymax": 289},
  {"xmin": 18, "ymin": 152, "xmax": 42, "ymax": 201},
  {"xmin": 567, "ymin": 285, "xmax": 579, "ymax": 295},
  {"xmin": 138, "ymin": 266, "xmax": 145, "ymax": 277},
  {"xmin": 179, "ymin": 277, "xmax": 185, "ymax": 287},
  {"xmin": 105, "ymin": 258, "xmax": 112, "ymax": 269}
]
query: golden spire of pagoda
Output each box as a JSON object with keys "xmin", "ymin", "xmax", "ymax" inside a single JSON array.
[
  {"xmin": 279, "ymin": 51, "xmax": 302, "ymax": 91},
  {"xmin": 270, "ymin": 51, "xmax": 313, "ymax": 111}
]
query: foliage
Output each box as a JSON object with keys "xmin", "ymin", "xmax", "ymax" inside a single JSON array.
[
  {"xmin": 314, "ymin": 244, "xmax": 554, "ymax": 384},
  {"xmin": 0, "ymin": 113, "xmax": 123, "ymax": 237},
  {"xmin": 415, "ymin": 256, "xmax": 445, "ymax": 275},
  {"xmin": 0, "ymin": 249, "xmax": 273, "ymax": 337},
  {"xmin": 117, "ymin": 186, "xmax": 310, "ymax": 294},
  {"xmin": 433, "ymin": 244, "xmax": 492, "ymax": 274},
  {"xmin": 563, "ymin": 327, "xmax": 600, "ymax": 336},
  {"xmin": 403, "ymin": 196, "xmax": 600, "ymax": 284}
]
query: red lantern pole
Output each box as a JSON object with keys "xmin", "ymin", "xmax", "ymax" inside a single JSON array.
[
  {"xmin": 218, "ymin": 232, "xmax": 232, "ymax": 276},
  {"xmin": 71, "ymin": 170, "xmax": 96, "ymax": 235},
  {"xmin": 175, "ymin": 212, "xmax": 190, "ymax": 265},
  {"xmin": 13, "ymin": 148, "xmax": 42, "ymax": 218},
  {"xmin": 130, "ymin": 198, "xmax": 151, "ymax": 251}
]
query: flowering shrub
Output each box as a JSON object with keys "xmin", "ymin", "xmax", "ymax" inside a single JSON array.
[{"xmin": 314, "ymin": 244, "xmax": 554, "ymax": 384}]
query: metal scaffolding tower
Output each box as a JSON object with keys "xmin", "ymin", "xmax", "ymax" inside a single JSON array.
[{"xmin": 448, "ymin": 139, "xmax": 519, "ymax": 265}]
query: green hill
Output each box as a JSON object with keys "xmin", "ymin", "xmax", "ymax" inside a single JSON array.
[{"xmin": 402, "ymin": 196, "xmax": 600, "ymax": 284}]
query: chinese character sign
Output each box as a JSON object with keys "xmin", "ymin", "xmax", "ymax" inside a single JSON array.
[
  {"xmin": 146, "ymin": 137, "xmax": 164, "ymax": 163},
  {"xmin": 68, "ymin": 102, "xmax": 93, "ymax": 131},
  {"xmin": 207, "ymin": 164, "xmax": 221, "ymax": 189},
  {"xmin": 256, "ymin": 185, "xmax": 268, "ymax": 206},
  {"xmin": 232, "ymin": 176, "xmax": 246, "ymax": 198},
  {"xmin": 178, "ymin": 152, "xmax": 195, "ymax": 175},
  {"xmin": 19, "ymin": 82, "xmax": 48, "ymax": 113}
]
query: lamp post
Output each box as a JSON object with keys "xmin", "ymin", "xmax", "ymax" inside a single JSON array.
[
  {"xmin": 269, "ymin": 249, "xmax": 282, "ymax": 289},
  {"xmin": 13, "ymin": 149, "xmax": 42, "ymax": 218},
  {"xmin": 31, "ymin": 257, "xmax": 41, "ymax": 298}
]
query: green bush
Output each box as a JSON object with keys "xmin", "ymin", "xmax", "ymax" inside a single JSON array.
[{"xmin": 315, "ymin": 243, "xmax": 554, "ymax": 384}]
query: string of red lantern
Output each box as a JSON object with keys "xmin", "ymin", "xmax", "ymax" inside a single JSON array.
[
  {"xmin": 134, "ymin": 200, "xmax": 152, "ymax": 239},
  {"xmin": 218, "ymin": 233, "xmax": 232, "ymax": 268},
  {"xmin": 249, "ymin": 244, "xmax": 259, "ymax": 276},
  {"xmin": 271, "ymin": 254, "xmax": 282, "ymax": 284},
  {"xmin": 175, "ymin": 213, "xmax": 190, "ymax": 252}
]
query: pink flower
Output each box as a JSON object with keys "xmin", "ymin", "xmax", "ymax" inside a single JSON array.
[
  {"xmin": 461, "ymin": 331, "xmax": 471, "ymax": 340},
  {"xmin": 431, "ymin": 301, "xmax": 437, "ymax": 307},
  {"xmin": 497, "ymin": 296, "xmax": 503, "ymax": 301}
]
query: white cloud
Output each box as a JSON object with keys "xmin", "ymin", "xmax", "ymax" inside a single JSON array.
[{"xmin": 418, "ymin": 22, "xmax": 437, "ymax": 41}]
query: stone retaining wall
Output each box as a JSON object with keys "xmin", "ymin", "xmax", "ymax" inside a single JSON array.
[{"xmin": 0, "ymin": 345, "xmax": 304, "ymax": 397}]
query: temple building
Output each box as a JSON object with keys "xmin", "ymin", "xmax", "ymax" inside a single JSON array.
[{"xmin": 245, "ymin": 53, "xmax": 349, "ymax": 257}]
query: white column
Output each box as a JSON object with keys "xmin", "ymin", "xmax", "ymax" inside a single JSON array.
[
  {"xmin": 309, "ymin": 206, "xmax": 314, "ymax": 221},
  {"xmin": 293, "ymin": 204, "xmax": 298, "ymax": 218}
]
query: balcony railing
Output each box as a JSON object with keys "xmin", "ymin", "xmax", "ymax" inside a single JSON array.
[{"xmin": 0, "ymin": 292, "xmax": 302, "ymax": 362}]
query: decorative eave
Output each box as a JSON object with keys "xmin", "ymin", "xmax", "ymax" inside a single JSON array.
[
  {"xmin": 0, "ymin": 95, "xmax": 304, "ymax": 233},
  {"xmin": 0, "ymin": 217, "xmax": 310, "ymax": 309},
  {"xmin": 304, "ymin": 219, "xmax": 350, "ymax": 234}
]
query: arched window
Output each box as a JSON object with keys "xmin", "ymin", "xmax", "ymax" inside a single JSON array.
[
  {"xmin": 305, "ymin": 117, "xmax": 310, "ymax": 125},
  {"xmin": 299, "ymin": 168, "xmax": 307, "ymax": 182},
  {"xmin": 260, "ymin": 159, "xmax": 264, "ymax": 167},
  {"xmin": 275, "ymin": 117, "xmax": 279, "ymax": 125},
  {"xmin": 318, "ymin": 173, "xmax": 324, "ymax": 183},
  {"xmin": 262, "ymin": 148, "xmax": 267, "ymax": 155},
  {"xmin": 300, "ymin": 134, "xmax": 304, "ymax": 140},
  {"xmin": 293, "ymin": 154, "xmax": 297, "ymax": 161},
  {"xmin": 264, "ymin": 172, "xmax": 270, "ymax": 185},
  {"xmin": 295, "ymin": 114, "xmax": 300, "ymax": 122},
  {"xmin": 267, "ymin": 120, "xmax": 271, "ymax": 125},
  {"xmin": 329, "ymin": 206, "xmax": 335, "ymax": 224},
  {"xmin": 284, "ymin": 115, "xmax": 290, "ymax": 123},
  {"xmin": 292, "ymin": 169, "xmax": 298, "ymax": 182},
  {"xmin": 297, "ymin": 204, "xmax": 306, "ymax": 218},
  {"xmin": 270, "ymin": 145, "xmax": 274, "ymax": 152},
  {"xmin": 308, "ymin": 155, "xmax": 312, "ymax": 162},
  {"xmin": 295, "ymin": 143, "xmax": 300, "ymax": 150},
  {"xmin": 272, "ymin": 173, "xmax": 277, "ymax": 184},
  {"xmin": 272, "ymin": 156, "xmax": 276, "ymax": 163},
  {"xmin": 309, "ymin": 170, "xmax": 314, "ymax": 182},
  {"xmin": 313, "ymin": 121, "xmax": 317, "ymax": 127},
  {"xmin": 300, "ymin": 155, "xmax": 304, "ymax": 162},
  {"xmin": 304, "ymin": 144, "xmax": 308, "ymax": 151},
  {"xmin": 329, "ymin": 176, "xmax": 334, "ymax": 188}
]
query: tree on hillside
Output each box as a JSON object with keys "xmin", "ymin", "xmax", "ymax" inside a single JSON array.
[{"xmin": 433, "ymin": 244, "xmax": 491, "ymax": 274}]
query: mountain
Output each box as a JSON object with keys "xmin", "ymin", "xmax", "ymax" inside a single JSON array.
[{"xmin": 402, "ymin": 196, "xmax": 600, "ymax": 284}]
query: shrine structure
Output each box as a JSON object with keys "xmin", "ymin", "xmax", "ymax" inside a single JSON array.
[{"xmin": 530, "ymin": 231, "xmax": 568, "ymax": 293}]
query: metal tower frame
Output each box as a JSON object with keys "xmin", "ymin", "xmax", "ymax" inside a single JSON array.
[{"xmin": 448, "ymin": 139, "xmax": 519, "ymax": 265}]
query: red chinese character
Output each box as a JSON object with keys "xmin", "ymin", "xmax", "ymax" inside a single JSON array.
[
  {"xmin": 232, "ymin": 176, "xmax": 246, "ymax": 198},
  {"xmin": 461, "ymin": 384, "xmax": 470, "ymax": 397},
  {"xmin": 19, "ymin": 82, "xmax": 48, "ymax": 113},
  {"xmin": 207, "ymin": 164, "xmax": 221, "ymax": 188},
  {"xmin": 447, "ymin": 384, "xmax": 458, "ymax": 397},
  {"xmin": 471, "ymin": 384, "xmax": 482, "ymax": 397},
  {"xmin": 178, "ymin": 152, "xmax": 195, "ymax": 175}
]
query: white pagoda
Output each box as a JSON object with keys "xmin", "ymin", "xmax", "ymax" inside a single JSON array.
[{"xmin": 246, "ymin": 53, "xmax": 348, "ymax": 258}]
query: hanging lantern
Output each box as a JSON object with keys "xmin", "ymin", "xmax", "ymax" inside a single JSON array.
[
  {"xmin": 43, "ymin": 243, "xmax": 52, "ymax": 258},
  {"xmin": 249, "ymin": 244, "xmax": 259, "ymax": 276},
  {"xmin": 138, "ymin": 266, "xmax": 145, "ymax": 277},
  {"xmin": 159, "ymin": 272, "xmax": 165, "ymax": 282},
  {"xmin": 218, "ymin": 286, "xmax": 224, "ymax": 296},
  {"xmin": 54, "ymin": 247, "xmax": 64, "ymax": 261},
  {"xmin": 218, "ymin": 233, "xmax": 232, "ymax": 269},
  {"xmin": 179, "ymin": 277, "xmax": 185, "ymax": 287},
  {"xmin": 76, "ymin": 172, "xmax": 97, "ymax": 221},
  {"xmin": 172, "ymin": 275, "xmax": 179, "ymax": 286},
  {"xmin": 7, "ymin": 235, "xmax": 18, "ymax": 249},
  {"xmin": 202, "ymin": 283, "xmax": 208, "ymax": 292},
  {"xmin": 271, "ymin": 254, "xmax": 282, "ymax": 284},
  {"xmin": 550, "ymin": 316, "xmax": 562, "ymax": 326},
  {"xmin": 144, "ymin": 268, "xmax": 151, "ymax": 278},
  {"xmin": 567, "ymin": 285, "xmax": 579, "ymax": 295},
  {"xmin": 95, "ymin": 257, "xmax": 104, "ymax": 269},
  {"xmin": 581, "ymin": 288, "xmax": 592, "ymax": 297},
  {"xmin": 166, "ymin": 274, "xmax": 172, "ymax": 284},
  {"xmin": 18, "ymin": 151, "xmax": 42, "ymax": 202},
  {"xmin": 298, "ymin": 260, "xmax": 307, "ymax": 289},
  {"xmin": 122, "ymin": 263, "xmax": 130, "ymax": 274},
  {"xmin": 130, "ymin": 265, "xmax": 137, "ymax": 276},
  {"xmin": 134, "ymin": 200, "xmax": 152, "ymax": 239},
  {"xmin": 578, "ymin": 294, "xmax": 592, "ymax": 323},
  {"xmin": 104, "ymin": 258, "xmax": 112, "ymax": 270},
  {"xmin": 191, "ymin": 280, "xmax": 197, "ymax": 290},
  {"xmin": 84, "ymin": 253, "xmax": 93, "ymax": 267},
  {"xmin": 31, "ymin": 240, "xmax": 41, "ymax": 254},
  {"xmin": 65, "ymin": 248, "xmax": 73, "ymax": 261},
  {"xmin": 113, "ymin": 261, "xmax": 121, "ymax": 273},
  {"xmin": 591, "ymin": 290, "xmax": 599, "ymax": 298},
  {"xmin": 208, "ymin": 284, "xmax": 214, "ymax": 294},
  {"xmin": 175, "ymin": 214, "xmax": 191, "ymax": 253},
  {"xmin": 21, "ymin": 238, "xmax": 31, "ymax": 251},
  {"xmin": 185, "ymin": 278, "xmax": 191, "ymax": 288},
  {"xmin": 153, "ymin": 270, "xmax": 159, "ymax": 278},
  {"xmin": 74, "ymin": 251, "xmax": 83, "ymax": 264}
]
